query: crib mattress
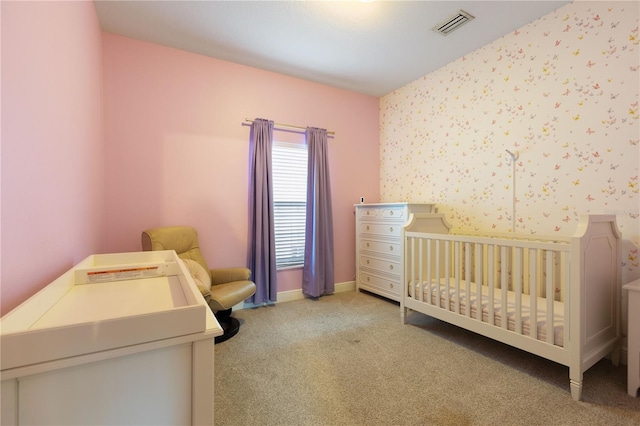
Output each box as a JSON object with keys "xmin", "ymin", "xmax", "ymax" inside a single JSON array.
[{"xmin": 408, "ymin": 279, "xmax": 565, "ymax": 347}]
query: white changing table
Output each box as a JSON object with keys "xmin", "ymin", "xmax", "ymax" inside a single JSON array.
[
  {"xmin": 624, "ymin": 278, "xmax": 640, "ymax": 397},
  {"xmin": 0, "ymin": 251, "xmax": 223, "ymax": 425}
]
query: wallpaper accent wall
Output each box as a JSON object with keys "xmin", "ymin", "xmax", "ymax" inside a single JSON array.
[{"xmin": 380, "ymin": 1, "xmax": 639, "ymax": 279}]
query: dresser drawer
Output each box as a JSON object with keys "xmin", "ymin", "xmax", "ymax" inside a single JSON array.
[
  {"xmin": 359, "ymin": 272, "xmax": 400, "ymax": 298},
  {"xmin": 379, "ymin": 207, "xmax": 406, "ymax": 220},
  {"xmin": 358, "ymin": 206, "xmax": 406, "ymax": 221},
  {"xmin": 360, "ymin": 238, "xmax": 401, "ymax": 257},
  {"xmin": 359, "ymin": 222, "xmax": 402, "ymax": 238},
  {"xmin": 358, "ymin": 207, "xmax": 380, "ymax": 219},
  {"xmin": 359, "ymin": 254, "xmax": 400, "ymax": 277}
]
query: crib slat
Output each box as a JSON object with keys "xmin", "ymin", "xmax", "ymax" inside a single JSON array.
[
  {"xmin": 427, "ymin": 238, "xmax": 433, "ymax": 305},
  {"xmin": 416, "ymin": 237, "xmax": 422, "ymax": 299},
  {"xmin": 416, "ymin": 237, "xmax": 423, "ymax": 303},
  {"xmin": 488, "ymin": 244, "xmax": 495, "ymax": 325},
  {"xmin": 562, "ymin": 251, "xmax": 569, "ymax": 346},
  {"xmin": 444, "ymin": 240, "xmax": 451, "ymax": 310},
  {"xmin": 410, "ymin": 237, "xmax": 415, "ymax": 300},
  {"xmin": 454, "ymin": 241, "xmax": 460, "ymax": 314},
  {"xmin": 514, "ymin": 247, "xmax": 523, "ymax": 334},
  {"xmin": 546, "ymin": 251, "xmax": 554, "ymax": 344},
  {"xmin": 435, "ymin": 239, "xmax": 441, "ymax": 307},
  {"xmin": 501, "ymin": 246, "xmax": 508, "ymax": 330},
  {"xmin": 465, "ymin": 242, "xmax": 471, "ymax": 317},
  {"xmin": 537, "ymin": 249, "xmax": 545, "ymax": 298},
  {"xmin": 475, "ymin": 243, "xmax": 483, "ymax": 321},
  {"xmin": 529, "ymin": 249, "xmax": 538, "ymax": 340}
]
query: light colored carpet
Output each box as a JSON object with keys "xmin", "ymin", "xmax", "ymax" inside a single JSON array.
[{"xmin": 214, "ymin": 290, "xmax": 640, "ymax": 425}]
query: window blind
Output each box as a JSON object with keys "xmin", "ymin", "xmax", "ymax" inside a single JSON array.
[{"xmin": 272, "ymin": 141, "xmax": 308, "ymax": 269}]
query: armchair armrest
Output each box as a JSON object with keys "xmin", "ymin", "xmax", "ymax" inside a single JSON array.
[{"xmin": 210, "ymin": 267, "xmax": 252, "ymax": 285}]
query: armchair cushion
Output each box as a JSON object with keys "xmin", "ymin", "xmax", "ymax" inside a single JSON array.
[
  {"xmin": 211, "ymin": 267, "xmax": 251, "ymax": 286},
  {"xmin": 182, "ymin": 258, "xmax": 212, "ymax": 299},
  {"xmin": 208, "ymin": 280, "xmax": 257, "ymax": 311}
]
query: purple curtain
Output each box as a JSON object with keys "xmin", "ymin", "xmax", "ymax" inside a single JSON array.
[
  {"xmin": 247, "ymin": 118, "xmax": 278, "ymax": 303},
  {"xmin": 302, "ymin": 127, "xmax": 335, "ymax": 297}
]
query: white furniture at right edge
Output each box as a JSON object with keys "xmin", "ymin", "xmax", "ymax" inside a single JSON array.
[
  {"xmin": 355, "ymin": 203, "xmax": 435, "ymax": 301},
  {"xmin": 624, "ymin": 278, "xmax": 640, "ymax": 397}
]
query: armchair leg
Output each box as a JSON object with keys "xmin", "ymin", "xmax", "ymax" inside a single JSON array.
[{"xmin": 213, "ymin": 308, "xmax": 240, "ymax": 344}]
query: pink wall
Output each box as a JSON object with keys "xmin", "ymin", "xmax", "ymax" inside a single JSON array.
[
  {"xmin": 102, "ymin": 34, "xmax": 380, "ymax": 292},
  {"xmin": 1, "ymin": 1, "xmax": 104, "ymax": 315}
]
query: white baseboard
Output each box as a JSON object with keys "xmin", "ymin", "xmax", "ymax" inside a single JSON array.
[
  {"xmin": 276, "ymin": 281, "xmax": 356, "ymax": 303},
  {"xmin": 236, "ymin": 281, "xmax": 356, "ymax": 310}
]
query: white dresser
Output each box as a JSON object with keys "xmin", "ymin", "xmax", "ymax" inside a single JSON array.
[{"xmin": 355, "ymin": 203, "xmax": 435, "ymax": 301}]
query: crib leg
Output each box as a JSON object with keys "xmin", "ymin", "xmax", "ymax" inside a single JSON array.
[
  {"xmin": 611, "ymin": 345, "xmax": 621, "ymax": 366},
  {"xmin": 569, "ymin": 373, "xmax": 583, "ymax": 401}
]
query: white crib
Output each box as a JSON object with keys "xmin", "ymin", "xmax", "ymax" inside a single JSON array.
[{"xmin": 402, "ymin": 214, "xmax": 621, "ymax": 401}]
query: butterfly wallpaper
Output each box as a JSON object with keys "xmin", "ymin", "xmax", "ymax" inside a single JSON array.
[{"xmin": 380, "ymin": 1, "xmax": 639, "ymax": 279}]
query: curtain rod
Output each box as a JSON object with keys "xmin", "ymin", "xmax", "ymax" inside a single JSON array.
[{"xmin": 243, "ymin": 118, "xmax": 335, "ymax": 136}]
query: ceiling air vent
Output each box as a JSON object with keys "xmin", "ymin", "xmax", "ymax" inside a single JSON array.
[{"xmin": 433, "ymin": 10, "xmax": 475, "ymax": 35}]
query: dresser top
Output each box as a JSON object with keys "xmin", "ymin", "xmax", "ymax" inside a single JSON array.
[{"xmin": 354, "ymin": 202, "xmax": 434, "ymax": 207}]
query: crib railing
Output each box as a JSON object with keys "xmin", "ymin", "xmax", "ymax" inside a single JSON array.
[
  {"xmin": 451, "ymin": 231, "xmax": 570, "ymax": 301},
  {"xmin": 405, "ymin": 232, "xmax": 571, "ymax": 345}
]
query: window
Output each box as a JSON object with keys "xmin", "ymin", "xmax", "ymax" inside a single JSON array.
[{"xmin": 272, "ymin": 141, "xmax": 307, "ymax": 269}]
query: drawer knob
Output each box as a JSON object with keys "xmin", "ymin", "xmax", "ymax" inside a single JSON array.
[
  {"xmin": 390, "ymin": 283, "xmax": 394, "ymax": 288},
  {"xmin": 367, "ymin": 259, "xmax": 370, "ymax": 265},
  {"xmin": 366, "ymin": 242, "xmax": 370, "ymax": 248},
  {"xmin": 366, "ymin": 211, "xmax": 370, "ymax": 215},
  {"xmin": 367, "ymin": 276, "xmax": 370, "ymax": 282},
  {"xmin": 389, "ymin": 265, "xmax": 394, "ymax": 270},
  {"xmin": 390, "ymin": 211, "xmax": 394, "ymax": 216},
  {"xmin": 389, "ymin": 246, "xmax": 394, "ymax": 251},
  {"xmin": 389, "ymin": 227, "xmax": 394, "ymax": 232},
  {"xmin": 366, "ymin": 225, "xmax": 370, "ymax": 231}
]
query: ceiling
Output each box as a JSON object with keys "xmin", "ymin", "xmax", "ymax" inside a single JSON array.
[{"xmin": 94, "ymin": 1, "xmax": 570, "ymax": 97}]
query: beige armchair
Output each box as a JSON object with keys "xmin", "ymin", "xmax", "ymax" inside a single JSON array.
[{"xmin": 142, "ymin": 226, "xmax": 256, "ymax": 343}]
